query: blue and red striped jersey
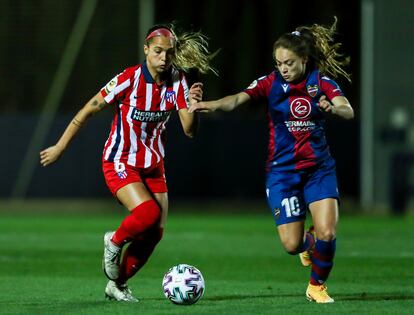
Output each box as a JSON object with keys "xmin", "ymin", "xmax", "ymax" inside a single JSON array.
[{"xmin": 244, "ymin": 69, "xmax": 344, "ymax": 171}]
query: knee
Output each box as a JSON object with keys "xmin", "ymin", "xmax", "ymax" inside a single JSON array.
[
  {"xmin": 316, "ymin": 227, "xmax": 336, "ymax": 241},
  {"xmin": 143, "ymin": 226, "xmax": 164, "ymax": 248},
  {"xmin": 132, "ymin": 199, "xmax": 161, "ymax": 227},
  {"xmin": 281, "ymin": 239, "xmax": 302, "ymax": 255}
]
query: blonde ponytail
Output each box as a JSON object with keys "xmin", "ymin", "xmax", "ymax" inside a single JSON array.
[
  {"xmin": 173, "ymin": 30, "xmax": 218, "ymax": 76},
  {"xmin": 297, "ymin": 17, "xmax": 351, "ymax": 82}
]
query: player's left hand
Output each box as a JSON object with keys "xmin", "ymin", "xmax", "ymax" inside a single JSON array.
[
  {"xmin": 317, "ymin": 95, "xmax": 335, "ymax": 113},
  {"xmin": 189, "ymin": 82, "xmax": 203, "ymax": 106}
]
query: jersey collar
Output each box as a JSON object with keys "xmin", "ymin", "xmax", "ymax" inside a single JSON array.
[
  {"xmin": 142, "ymin": 61, "xmax": 173, "ymax": 86},
  {"xmin": 142, "ymin": 61, "xmax": 155, "ymax": 83}
]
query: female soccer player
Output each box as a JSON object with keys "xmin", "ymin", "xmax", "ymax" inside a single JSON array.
[
  {"xmin": 40, "ymin": 24, "xmax": 216, "ymax": 302},
  {"xmin": 189, "ymin": 18, "xmax": 354, "ymax": 303}
]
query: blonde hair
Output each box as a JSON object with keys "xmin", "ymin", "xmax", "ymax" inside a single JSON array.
[
  {"xmin": 146, "ymin": 24, "xmax": 218, "ymax": 76},
  {"xmin": 274, "ymin": 17, "xmax": 351, "ymax": 82}
]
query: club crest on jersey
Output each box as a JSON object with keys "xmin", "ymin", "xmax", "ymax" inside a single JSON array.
[
  {"xmin": 247, "ymin": 76, "xmax": 266, "ymax": 90},
  {"xmin": 104, "ymin": 77, "xmax": 118, "ymax": 94},
  {"xmin": 117, "ymin": 170, "xmax": 128, "ymax": 179},
  {"xmin": 307, "ymin": 84, "xmax": 319, "ymax": 97},
  {"xmin": 290, "ymin": 98, "xmax": 312, "ymax": 119},
  {"xmin": 165, "ymin": 90, "xmax": 176, "ymax": 104},
  {"xmin": 274, "ymin": 208, "xmax": 280, "ymax": 219}
]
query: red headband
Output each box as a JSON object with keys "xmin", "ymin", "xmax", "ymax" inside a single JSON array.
[{"xmin": 145, "ymin": 28, "xmax": 176, "ymax": 41}]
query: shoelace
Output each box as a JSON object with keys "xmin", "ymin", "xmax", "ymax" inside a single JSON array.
[
  {"xmin": 119, "ymin": 285, "xmax": 135, "ymax": 299},
  {"xmin": 317, "ymin": 285, "xmax": 328, "ymax": 293}
]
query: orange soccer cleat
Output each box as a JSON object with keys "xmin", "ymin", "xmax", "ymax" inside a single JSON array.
[
  {"xmin": 306, "ymin": 283, "xmax": 334, "ymax": 303},
  {"xmin": 299, "ymin": 226, "xmax": 315, "ymax": 267}
]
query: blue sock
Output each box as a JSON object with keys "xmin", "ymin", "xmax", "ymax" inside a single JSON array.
[
  {"xmin": 300, "ymin": 230, "xmax": 315, "ymax": 252},
  {"xmin": 310, "ymin": 238, "xmax": 336, "ymax": 285}
]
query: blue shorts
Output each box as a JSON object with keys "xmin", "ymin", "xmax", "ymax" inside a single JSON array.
[{"xmin": 265, "ymin": 159, "xmax": 339, "ymax": 226}]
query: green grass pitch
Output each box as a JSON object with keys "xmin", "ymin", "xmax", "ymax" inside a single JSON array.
[{"xmin": 0, "ymin": 205, "xmax": 413, "ymax": 314}]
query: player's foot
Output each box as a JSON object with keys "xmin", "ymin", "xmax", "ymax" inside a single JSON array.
[
  {"xmin": 103, "ymin": 231, "xmax": 122, "ymax": 280},
  {"xmin": 105, "ymin": 280, "xmax": 139, "ymax": 302},
  {"xmin": 299, "ymin": 226, "xmax": 315, "ymax": 267},
  {"xmin": 306, "ymin": 283, "xmax": 334, "ymax": 303}
]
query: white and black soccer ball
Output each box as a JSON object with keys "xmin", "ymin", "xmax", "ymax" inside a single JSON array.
[{"xmin": 162, "ymin": 264, "xmax": 205, "ymax": 305}]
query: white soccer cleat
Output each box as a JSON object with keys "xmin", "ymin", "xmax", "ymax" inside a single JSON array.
[
  {"xmin": 105, "ymin": 280, "xmax": 139, "ymax": 302},
  {"xmin": 103, "ymin": 231, "xmax": 122, "ymax": 280}
]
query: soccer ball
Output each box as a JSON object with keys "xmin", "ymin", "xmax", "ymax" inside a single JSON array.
[{"xmin": 162, "ymin": 264, "xmax": 205, "ymax": 305}]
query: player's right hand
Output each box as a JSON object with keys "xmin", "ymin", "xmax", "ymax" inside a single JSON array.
[
  {"xmin": 40, "ymin": 145, "xmax": 64, "ymax": 167},
  {"xmin": 317, "ymin": 95, "xmax": 334, "ymax": 113},
  {"xmin": 189, "ymin": 82, "xmax": 204, "ymax": 105}
]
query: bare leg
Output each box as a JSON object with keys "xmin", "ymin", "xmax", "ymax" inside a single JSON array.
[
  {"xmin": 277, "ymin": 220, "xmax": 306, "ymax": 254},
  {"xmin": 116, "ymin": 182, "xmax": 154, "ymax": 211},
  {"xmin": 308, "ymin": 198, "xmax": 338, "ymax": 241}
]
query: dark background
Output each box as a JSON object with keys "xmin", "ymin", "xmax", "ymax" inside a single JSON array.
[{"xmin": 1, "ymin": 1, "xmax": 361, "ymax": 202}]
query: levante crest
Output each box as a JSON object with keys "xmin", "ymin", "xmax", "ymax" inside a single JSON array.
[{"xmin": 306, "ymin": 84, "xmax": 319, "ymax": 97}]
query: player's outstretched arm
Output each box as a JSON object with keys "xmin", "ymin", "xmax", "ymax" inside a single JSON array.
[
  {"xmin": 40, "ymin": 92, "xmax": 108, "ymax": 166},
  {"xmin": 178, "ymin": 83, "xmax": 203, "ymax": 138},
  {"xmin": 317, "ymin": 95, "xmax": 354, "ymax": 120},
  {"xmin": 188, "ymin": 92, "xmax": 250, "ymax": 113}
]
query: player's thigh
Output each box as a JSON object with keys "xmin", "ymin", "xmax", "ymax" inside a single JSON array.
[
  {"xmin": 309, "ymin": 198, "xmax": 338, "ymax": 240},
  {"xmin": 304, "ymin": 161, "xmax": 339, "ymax": 240},
  {"xmin": 143, "ymin": 164, "xmax": 169, "ymax": 226},
  {"xmin": 154, "ymin": 192, "xmax": 169, "ymax": 227},
  {"xmin": 277, "ymin": 221, "xmax": 306, "ymax": 252},
  {"xmin": 116, "ymin": 182, "xmax": 153, "ymax": 211},
  {"xmin": 266, "ymin": 171, "xmax": 307, "ymax": 251}
]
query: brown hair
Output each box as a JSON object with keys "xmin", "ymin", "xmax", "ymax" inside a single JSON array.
[
  {"xmin": 146, "ymin": 24, "xmax": 218, "ymax": 76},
  {"xmin": 273, "ymin": 17, "xmax": 351, "ymax": 82}
]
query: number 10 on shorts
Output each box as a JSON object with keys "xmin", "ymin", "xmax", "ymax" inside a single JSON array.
[{"xmin": 281, "ymin": 196, "xmax": 301, "ymax": 217}]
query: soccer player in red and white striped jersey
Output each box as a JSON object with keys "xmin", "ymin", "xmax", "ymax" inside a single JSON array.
[{"xmin": 40, "ymin": 24, "xmax": 217, "ymax": 302}]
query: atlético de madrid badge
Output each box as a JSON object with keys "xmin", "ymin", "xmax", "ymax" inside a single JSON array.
[{"xmin": 307, "ymin": 84, "xmax": 319, "ymax": 97}]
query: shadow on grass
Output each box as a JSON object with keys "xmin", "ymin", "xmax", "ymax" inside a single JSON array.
[
  {"xmin": 204, "ymin": 293, "xmax": 302, "ymax": 301},
  {"xmin": 143, "ymin": 293, "xmax": 300, "ymax": 302},
  {"xmin": 338, "ymin": 292, "xmax": 414, "ymax": 301},
  {"xmin": 146, "ymin": 292, "xmax": 414, "ymax": 302}
]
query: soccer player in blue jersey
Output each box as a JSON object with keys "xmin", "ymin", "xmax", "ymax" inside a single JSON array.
[{"xmin": 189, "ymin": 18, "xmax": 354, "ymax": 303}]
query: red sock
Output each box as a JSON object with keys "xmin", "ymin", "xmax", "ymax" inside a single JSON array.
[
  {"xmin": 118, "ymin": 227, "xmax": 164, "ymax": 282},
  {"xmin": 112, "ymin": 200, "xmax": 161, "ymax": 246}
]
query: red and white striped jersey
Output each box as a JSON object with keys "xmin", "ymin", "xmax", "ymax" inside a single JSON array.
[{"xmin": 100, "ymin": 62, "xmax": 190, "ymax": 169}]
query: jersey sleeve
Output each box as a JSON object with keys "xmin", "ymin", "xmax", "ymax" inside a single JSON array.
[
  {"xmin": 320, "ymin": 75, "xmax": 344, "ymax": 100},
  {"xmin": 100, "ymin": 66, "xmax": 136, "ymax": 104},
  {"xmin": 243, "ymin": 72, "xmax": 274, "ymax": 103},
  {"xmin": 175, "ymin": 72, "xmax": 190, "ymax": 110}
]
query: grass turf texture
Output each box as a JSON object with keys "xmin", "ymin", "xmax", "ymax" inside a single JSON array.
[{"xmin": 0, "ymin": 207, "xmax": 413, "ymax": 314}]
